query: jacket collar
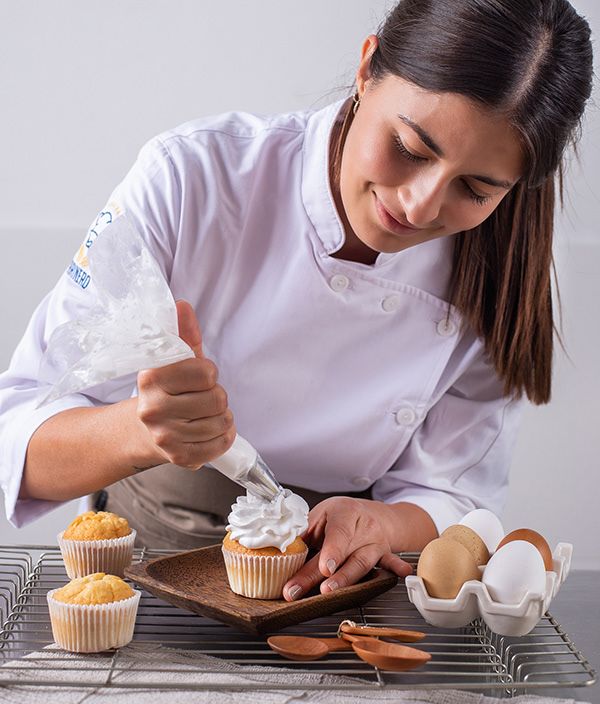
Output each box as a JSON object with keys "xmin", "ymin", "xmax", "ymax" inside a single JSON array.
[
  {"xmin": 301, "ymin": 98, "xmax": 348, "ymax": 256},
  {"xmin": 301, "ymin": 98, "xmax": 455, "ymax": 301}
]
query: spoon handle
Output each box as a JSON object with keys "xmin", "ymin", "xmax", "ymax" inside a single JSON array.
[
  {"xmin": 318, "ymin": 637, "xmax": 354, "ymax": 652},
  {"xmin": 340, "ymin": 623, "xmax": 426, "ymax": 642},
  {"xmin": 340, "ymin": 632, "xmax": 374, "ymax": 644}
]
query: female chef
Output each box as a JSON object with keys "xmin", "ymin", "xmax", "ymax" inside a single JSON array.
[{"xmin": 0, "ymin": 0, "xmax": 593, "ymax": 602}]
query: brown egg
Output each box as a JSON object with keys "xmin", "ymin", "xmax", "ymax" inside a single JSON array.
[
  {"xmin": 417, "ymin": 537, "xmax": 480, "ymax": 599},
  {"xmin": 441, "ymin": 524, "xmax": 490, "ymax": 566},
  {"xmin": 496, "ymin": 529, "xmax": 553, "ymax": 571}
]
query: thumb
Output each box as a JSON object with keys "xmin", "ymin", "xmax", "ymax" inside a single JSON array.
[{"xmin": 176, "ymin": 300, "xmax": 204, "ymax": 358}]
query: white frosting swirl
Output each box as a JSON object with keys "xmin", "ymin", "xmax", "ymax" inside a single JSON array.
[{"xmin": 226, "ymin": 489, "xmax": 309, "ymax": 552}]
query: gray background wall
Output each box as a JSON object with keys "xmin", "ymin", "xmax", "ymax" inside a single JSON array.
[{"xmin": 1, "ymin": 1, "xmax": 598, "ymax": 568}]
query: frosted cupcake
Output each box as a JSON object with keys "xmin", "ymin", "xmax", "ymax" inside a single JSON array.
[
  {"xmin": 47, "ymin": 572, "xmax": 140, "ymax": 652},
  {"xmin": 58, "ymin": 511, "xmax": 136, "ymax": 578},
  {"xmin": 222, "ymin": 489, "xmax": 309, "ymax": 599}
]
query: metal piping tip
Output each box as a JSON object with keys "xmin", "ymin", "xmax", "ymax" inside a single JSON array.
[{"xmin": 240, "ymin": 454, "xmax": 284, "ymax": 502}]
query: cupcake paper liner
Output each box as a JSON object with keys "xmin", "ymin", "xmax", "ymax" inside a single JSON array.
[
  {"xmin": 58, "ymin": 530, "xmax": 136, "ymax": 579},
  {"xmin": 47, "ymin": 590, "xmax": 141, "ymax": 653},
  {"xmin": 222, "ymin": 546, "xmax": 308, "ymax": 599}
]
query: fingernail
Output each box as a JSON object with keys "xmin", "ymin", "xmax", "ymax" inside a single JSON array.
[
  {"xmin": 325, "ymin": 580, "xmax": 339, "ymax": 593},
  {"xmin": 326, "ymin": 559, "xmax": 337, "ymax": 575},
  {"xmin": 288, "ymin": 585, "xmax": 302, "ymax": 600}
]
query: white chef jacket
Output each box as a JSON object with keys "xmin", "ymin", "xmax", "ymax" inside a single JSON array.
[{"xmin": 0, "ymin": 99, "xmax": 524, "ymax": 532}]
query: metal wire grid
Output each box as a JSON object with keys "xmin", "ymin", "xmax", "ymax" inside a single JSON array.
[{"xmin": 0, "ymin": 546, "xmax": 595, "ymax": 696}]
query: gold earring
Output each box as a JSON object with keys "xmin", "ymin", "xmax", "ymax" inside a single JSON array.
[{"xmin": 352, "ymin": 93, "xmax": 361, "ymax": 115}]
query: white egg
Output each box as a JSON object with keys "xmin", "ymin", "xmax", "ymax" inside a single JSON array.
[
  {"xmin": 459, "ymin": 509, "xmax": 504, "ymax": 553},
  {"xmin": 482, "ymin": 540, "xmax": 547, "ymax": 604}
]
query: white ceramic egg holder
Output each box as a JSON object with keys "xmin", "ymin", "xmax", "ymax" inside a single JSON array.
[{"xmin": 405, "ymin": 542, "xmax": 572, "ymax": 637}]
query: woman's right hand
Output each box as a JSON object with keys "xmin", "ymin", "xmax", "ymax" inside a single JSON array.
[{"xmin": 134, "ymin": 300, "xmax": 236, "ymax": 470}]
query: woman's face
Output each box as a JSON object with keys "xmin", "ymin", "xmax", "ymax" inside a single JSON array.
[{"xmin": 336, "ymin": 36, "xmax": 524, "ymax": 258}]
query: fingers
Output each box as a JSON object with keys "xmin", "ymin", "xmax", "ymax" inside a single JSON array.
[
  {"xmin": 137, "ymin": 378, "xmax": 228, "ymax": 424},
  {"xmin": 160, "ymin": 431, "xmax": 236, "ymax": 471},
  {"xmin": 137, "ymin": 386, "xmax": 236, "ymax": 468},
  {"xmin": 138, "ymin": 357, "xmax": 219, "ymax": 396},
  {"xmin": 138, "ymin": 386, "xmax": 228, "ymax": 424},
  {"xmin": 176, "ymin": 300, "xmax": 204, "ymax": 358},
  {"xmin": 320, "ymin": 543, "xmax": 383, "ymax": 593},
  {"xmin": 282, "ymin": 553, "xmax": 324, "ymax": 602},
  {"xmin": 302, "ymin": 508, "xmax": 327, "ymax": 546},
  {"xmin": 320, "ymin": 548, "xmax": 413, "ymax": 594},
  {"xmin": 143, "ymin": 408, "xmax": 234, "ymax": 443},
  {"xmin": 178, "ymin": 408, "xmax": 235, "ymax": 440},
  {"xmin": 317, "ymin": 502, "xmax": 359, "ymax": 578},
  {"xmin": 303, "ymin": 497, "xmax": 414, "ymax": 594},
  {"xmin": 136, "ymin": 314, "xmax": 235, "ymax": 468},
  {"xmin": 285, "ymin": 500, "xmax": 387, "ymax": 600},
  {"xmin": 379, "ymin": 552, "xmax": 413, "ymax": 577},
  {"xmin": 282, "ymin": 547, "xmax": 413, "ymax": 601}
]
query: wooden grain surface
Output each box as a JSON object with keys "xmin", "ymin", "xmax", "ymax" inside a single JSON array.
[{"xmin": 125, "ymin": 544, "xmax": 398, "ymax": 634}]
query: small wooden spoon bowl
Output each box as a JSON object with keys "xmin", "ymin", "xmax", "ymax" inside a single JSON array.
[
  {"xmin": 351, "ymin": 638, "xmax": 431, "ymax": 671},
  {"xmin": 267, "ymin": 635, "xmax": 353, "ymax": 661}
]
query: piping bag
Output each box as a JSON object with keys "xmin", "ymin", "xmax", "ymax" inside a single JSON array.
[{"xmin": 37, "ymin": 214, "xmax": 283, "ymax": 502}]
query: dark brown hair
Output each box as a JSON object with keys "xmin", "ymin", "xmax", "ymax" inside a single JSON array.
[{"xmin": 335, "ymin": 0, "xmax": 593, "ymax": 404}]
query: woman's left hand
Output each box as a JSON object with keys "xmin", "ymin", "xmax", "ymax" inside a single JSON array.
[{"xmin": 282, "ymin": 496, "xmax": 413, "ymax": 601}]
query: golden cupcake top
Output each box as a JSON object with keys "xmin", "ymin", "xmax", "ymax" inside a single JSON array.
[
  {"xmin": 223, "ymin": 531, "xmax": 307, "ymax": 556},
  {"xmin": 52, "ymin": 573, "xmax": 134, "ymax": 605},
  {"xmin": 63, "ymin": 511, "xmax": 131, "ymax": 540}
]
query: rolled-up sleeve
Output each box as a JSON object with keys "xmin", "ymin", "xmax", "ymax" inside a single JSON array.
[
  {"xmin": 0, "ymin": 390, "xmax": 96, "ymax": 528},
  {"xmin": 0, "ymin": 136, "xmax": 179, "ymax": 528},
  {"xmin": 0, "ymin": 284, "xmax": 139, "ymax": 528},
  {"xmin": 0, "ymin": 288, "xmax": 106, "ymax": 527},
  {"xmin": 372, "ymin": 339, "xmax": 527, "ymax": 536}
]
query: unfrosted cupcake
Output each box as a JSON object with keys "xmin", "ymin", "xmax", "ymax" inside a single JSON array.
[
  {"xmin": 47, "ymin": 572, "xmax": 140, "ymax": 652},
  {"xmin": 58, "ymin": 511, "xmax": 136, "ymax": 578},
  {"xmin": 222, "ymin": 489, "xmax": 309, "ymax": 599}
]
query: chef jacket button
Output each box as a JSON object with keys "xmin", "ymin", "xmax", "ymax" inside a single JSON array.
[
  {"xmin": 352, "ymin": 476, "xmax": 371, "ymax": 488},
  {"xmin": 395, "ymin": 407, "xmax": 417, "ymax": 426},
  {"xmin": 329, "ymin": 274, "xmax": 350, "ymax": 292},
  {"xmin": 436, "ymin": 318, "xmax": 457, "ymax": 336},
  {"xmin": 381, "ymin": 295, "xmax": 401, "ymax": 312}
]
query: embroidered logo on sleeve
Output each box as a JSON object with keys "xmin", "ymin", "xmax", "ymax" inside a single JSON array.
[{"xmin": 66, "ymin": 202, "xmax": 123, "ymax": 289}]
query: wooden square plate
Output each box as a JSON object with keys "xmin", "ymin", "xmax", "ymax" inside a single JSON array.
[{"xmin": 125, "ymin": 544, "xmax": 398, "ymax": 634}]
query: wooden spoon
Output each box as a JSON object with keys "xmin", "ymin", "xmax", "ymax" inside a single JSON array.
[
  {"xmin": 267, "ymin": 635, "xmax": 354, "ymax": 661},
  {"xmin": 350, "ymin": 637, "xmax": 431, "ymax": 671},
  {"xmin": 340, "ymin": 622, "xmax": 426, "ymax": 642}
]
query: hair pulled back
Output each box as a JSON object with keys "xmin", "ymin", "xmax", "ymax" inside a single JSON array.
[{"xmin": 351, "ymin": 0, "xmax": 593, "ymax": 403}]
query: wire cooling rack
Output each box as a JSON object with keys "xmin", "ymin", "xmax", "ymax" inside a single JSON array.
[{"xmin": 0, "ymin": 546, "xmax": 596, "ymax": 696}]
